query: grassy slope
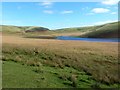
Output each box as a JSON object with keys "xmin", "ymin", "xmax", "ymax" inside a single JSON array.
[
  {"xmin": 54, "ymin": 22, "xmax": 119, "ymax": 38},
  {"xmin": 80, "ymin": 22, "xmax": 119, "ymax": 38},
  {"xmin": 54, "ymin": 25, "xmax": 102, "ymax": 33},
  {"xmin": 0, "ymin": 25, "xmax": 49, "ymax": 33},
  {"xmin": 0, "ymin": 25, "xmax": 29, "ymax": 33}
]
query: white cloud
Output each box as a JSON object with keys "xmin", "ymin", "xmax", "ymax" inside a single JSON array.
[
  {"xmin": 111, "ymin": 12, "xmax": 117, "ymax": 14},
  {"xmin": 101, "ymin": 0, "xmax": 119, "ymax": 5},
  {"xmin": 61, "ymin": 10, "xmax": 73, "ymax": 14},
  {"xmin": 43, "ymin": 10, "xmax": 53, "ymax": 14},
  {"xmin": 40, "ymin": 1, "xmax": 53, "ymax": 8},
  {"xmin": 92, "ymin": 8, "xmax": 110, "ymax": 13}
]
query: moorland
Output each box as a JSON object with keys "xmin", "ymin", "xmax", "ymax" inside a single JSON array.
[{"xmin": 1, "ymin": 21, "xmax": 120, "ymax": 88}]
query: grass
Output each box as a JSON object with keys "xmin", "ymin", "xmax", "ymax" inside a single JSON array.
[
  {"xmin": 3, "ymin": 61, "xmax": 40, "ymax": 88},
  {"xmin": 2, "ymin": 61, "xmax": 90, "ymax": 88},
  {"xmin": 2, "ymin": 60, "xmax": 119, "ymax": 88},
  {"xmin": 2, "ymin": 41, "xmax": 119, "ymax": 88}
]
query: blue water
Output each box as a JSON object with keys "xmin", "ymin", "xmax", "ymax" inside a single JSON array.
[{"xmin": 56, "ymin": 36, "xmax": 120, "ymax": 42}]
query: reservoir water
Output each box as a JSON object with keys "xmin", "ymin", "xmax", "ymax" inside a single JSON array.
[{"xmin": 56, "ymin": 36, "xmax": 119, "ymax": 42}]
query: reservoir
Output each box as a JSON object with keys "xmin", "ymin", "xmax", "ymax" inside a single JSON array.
[{"xmin": 56, "ymin": 36, "xmax": 120, "ymax": 42}]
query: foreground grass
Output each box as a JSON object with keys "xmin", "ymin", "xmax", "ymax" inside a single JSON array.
[
  {"xmin": 3, "ymin": 61, "xmax": 93, "ymax": 88},
  {"xmin": 2, "ymin": 42, "xmax": 119, "ymax": 88},
  {"xmin": 2, "ymin": 60, "xmax": 118, "ymax": 88}
]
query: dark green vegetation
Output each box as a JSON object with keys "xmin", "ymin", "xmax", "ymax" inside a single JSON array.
[{"xmin": 2, "ymin": 44, "xmax": 119, "ymax": 88}]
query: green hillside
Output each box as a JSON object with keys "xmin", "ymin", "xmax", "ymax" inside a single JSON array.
[
  {"xmin": 54, "ymin": 25, "xmax": 103, "ymax": 33},
  {"xmin": 0, "ymin": 25, "xmax": 25, "ymax": 33},
  {"xmin": 53, "ymin": 22, "xmax": 119, "ymax": 38},
  {"xmin": 80, "ymin": 22, "xmax": 119, "ymax": 38},
  {"xmin": 1, "ymin": 25, "xmax": 49, "ymax": 33}
]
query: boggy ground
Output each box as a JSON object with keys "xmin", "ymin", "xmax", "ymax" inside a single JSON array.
[{"xmin": 2, "ymin": 33, "xmax": 119, "ymax": 88}]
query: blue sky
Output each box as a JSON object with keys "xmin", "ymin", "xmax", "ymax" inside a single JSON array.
[{"xmin": 2, "ymin": 0, "xmax": 118, "ymax": 30}]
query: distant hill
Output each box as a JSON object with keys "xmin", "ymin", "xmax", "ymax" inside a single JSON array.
[
  {"xmin": 25, "ymin": 26, "xmax": 49, "ymax": 33},
  {"xmin": 54, "ymin": 25, "xmax": 103, "ymax": 33},
  {"xmin": 54, "ymin": 22, "xmax": 119, "ymax": 38},
  {"xmin": 1, "ymin": 21, "xmax": 119, "ymax": 38},
  {"xmin": 79, "ymin": 22, "xmax": 119, "ymax": 38},
  {"xmin": 0, "ymin": 25, "xmax": 25, "ymax": 33},
  {"xmin": 0, "ymin": 25, "xmax": 49, "ymax": 33}
]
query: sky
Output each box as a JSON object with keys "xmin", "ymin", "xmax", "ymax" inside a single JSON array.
[{"xmin": 2, "ymin": 0, "xmax": 119, "ymax": 30}]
